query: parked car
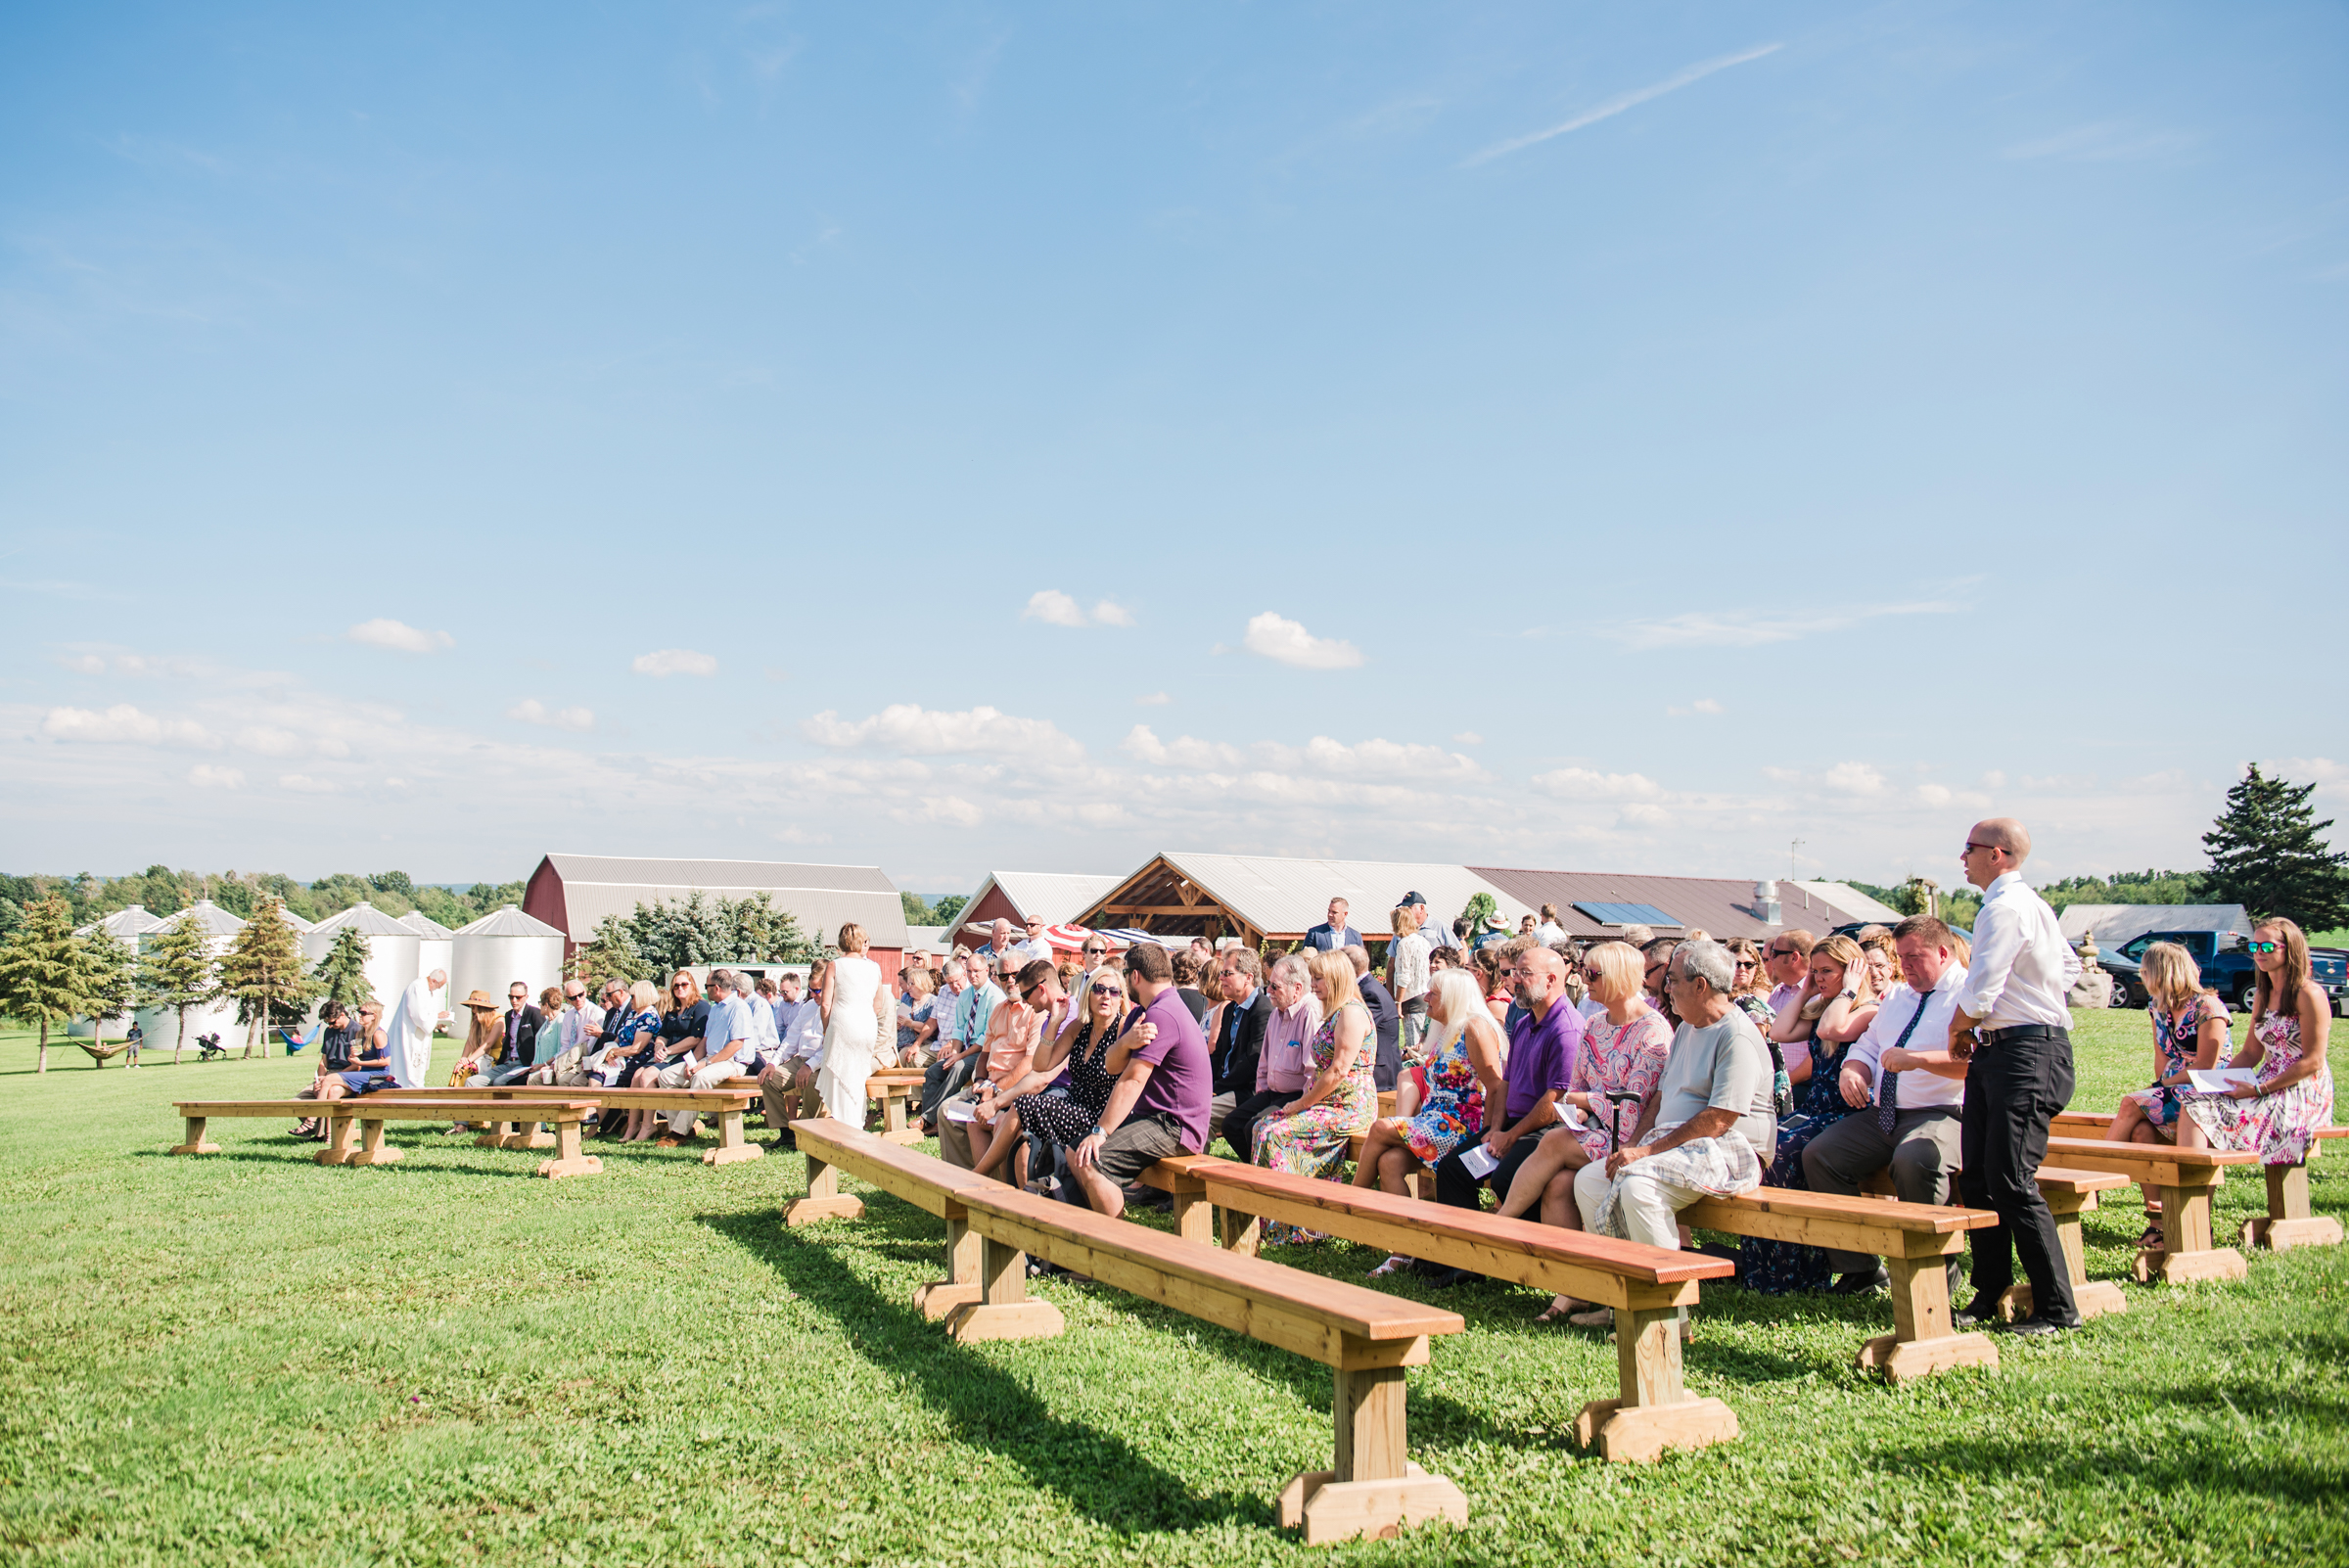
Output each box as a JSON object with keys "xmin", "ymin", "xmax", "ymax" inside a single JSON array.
[{"xmin": 2100, "ymin": 929, "xmax": 2349, "ymax": 1014}]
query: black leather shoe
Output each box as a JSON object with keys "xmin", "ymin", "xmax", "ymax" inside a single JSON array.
[
  {"xmin": 1956, "ymin": 1294, "xmax": 2001, "ymax": 1324},
  {"xmin": 1829, "ymin": 1266, "xmax": 1890, "ymax": 1295},
  {"xmin": 1426, "ymin": 1267, "xmax": 1485, "ymax": 1289},
  {"xmin": 1995, "ymin": 1314, "xmax": 2078, "ymax": 1337}
]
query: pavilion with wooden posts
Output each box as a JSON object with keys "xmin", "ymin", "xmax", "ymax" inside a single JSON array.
[{"xmin": 1074, "ymin": 853, "xmax": 1537, "ymax": 951}]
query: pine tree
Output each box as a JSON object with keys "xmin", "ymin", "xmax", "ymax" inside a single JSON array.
[
  {"xmin": 138, "ymin": 914, "xmax": 218, "ymax": 1065},
  {"xmin": 214, "ymin": 896, "xmax": 322, "ymax": 1057},
  {"xmin": 2203, "ymin": 764, "xmax": 2349, "ymax": 930},
  {"xmin": 312, "ymin": 927, "xmax": 376, "ymax": 1010},
  {"xmin": 0, "ymin": 895, "xmax": 102, "ymax": 1074},
  {"xmin": 78, "ymin": 933, "xmax": 139, "ymax": 1062},
  {"xmin": 571, "ymin": 914, "xmax": 650, "ymax": 989}
]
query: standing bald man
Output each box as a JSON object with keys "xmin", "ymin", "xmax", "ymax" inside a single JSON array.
[{"xmin": 1948, "ymin": 817, "xmax": 2084, "ymax": 1336}]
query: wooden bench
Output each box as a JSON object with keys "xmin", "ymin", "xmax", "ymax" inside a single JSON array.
[
  {"xmin": 1191, "ymin": 1158, "xmax": 1740, "ymax": 1463},
  {"xmin": 1680, "ymin": 1187, "xmax": 2000, "ymax": 1382},
  {"xmin": 865, "ymin": 1070, "xmax": 924, "ymax": 1144},
  {"xmin": 785, "ymin": 1119, "xmax": 1469, "ymax": 1545},
  {"xmin": 2051, "ymin": 1113, "xmax": 2345, "ymax": 1252},
  {"xmin": 1855, "ymin": 1166, "xmax": 2132, "ymax": 1322},
  {"xmin": 172, "ymin": 1099, "xmax": 603, "ymax": 1177},
  {"xmin": 2040, "ymin": 1136, "xmax": 2259, "ymax": 1283},
  {"xmin": 377, "ymin": 1084, "xmax": 764, "ymax": 1166},
  {"xmin": 788, "ymin": 1117, "xmax": 1005, "ymax": 1323}
]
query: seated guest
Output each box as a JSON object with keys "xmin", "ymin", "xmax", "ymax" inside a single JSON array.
[
  {"xmin": 1251, "ymin": 951, "xmax": 1379, "ymax": 1246},
  {"xmin": 1571, "ymin": 941, "xmax": 1775, "ymax": 1321},
  {"xmin": 2107, "ymin": 941, "xmax": 2232, "ymax": 1245},
  {"xmin": 1640, "ymin": 939, "xmax": 1681, "ymax": 1027},
  {"xmin": 894, "ymin": 966, "xmax": 938, "ymax": 1067},
  {"xmin": 528, "ymin": 979, "xmax": 608, "ymax": 1085},
  {"xmin": 1475, "ymin": 947, "xmax": 1512, "ymax": 1023},
  {"xmin": 920, "ymin": 956, "xmax": 1004, "ymax": 1132},
  {"xmin": 449, "ymin": 989, "xmax": 505, "ymax": 1084},
  {"xmin": 1738, "ymin": 936, "xmax": 1880, "ymax": 1294},
  {"xmin": 972, "ymin": 964, "xmax": 1130, "ymax": 1185},
  {"xmin": 1065, "ymin": 942, "xmax": 1213, "ymax": 1218},
  {"xmin": 657, "ymin": 968, "xmax": 765, "ymax": 1146},
  {"xmin": 937, "ymin": 959, "xmax": 1060, "ymax": 1172},
  {"xmin": 1171, "ymin": 949, "xmax": 1213, "ymax": 1026},
  {"xmin": 2175, "ymin": 916, "xmax": 2335, "ymax": 1176},
  {"xmin": 620, "ymin": 972, "xmax": 708, "ymax": 1143},
  {"xmin": 1423, "ymin": 946, "xmax": 1580, "ymax": 1286},
  {"xmin": 1221, "ymin": 954, "xmax": 1320, "ymax": 1157},
  {"xmin": 1355, "ymin": 969, "xmax": 1507, "ymax": 1275},
  {"xmin": 291, "ymin": 1002, "xmax": 360, "ymax": 1136},
  {"xmin": 758, "ymin": 971, "xmax": 825, "ymax": 1149},
  {"xmin": 1801, "ymin": 917, "xmax": 1971, "ymax": 1296},
  {"xmin": 584, "ymin": 981, "xmax": 662, "ymax": 1088},
  {"xmin": 474, "ymin": 982, "xmax": 543, "ymax": 1086},
  {"xmin": 1764, "ymin": 929, "xmax": 1817, "ymax": 1013},
  {"xmin": 1727, "ymin": 942, "xmax": 1774, "ymax": 1034},
  {"xmin": 1345, "ymin": 945, "xmax": 1401, "ymax": 1093},
  {"xmin": 1200, "ymin": 946, "xmax": 1269, "ymax": 1141}
]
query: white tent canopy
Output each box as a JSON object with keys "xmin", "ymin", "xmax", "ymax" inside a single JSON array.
[{"xmin": 2060, "ymin": 903, "xmax": 2253, "ymax": 948}]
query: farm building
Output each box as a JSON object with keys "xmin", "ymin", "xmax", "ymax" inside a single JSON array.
[
  {"xmin": 524, "ymin": 853, "xmax": 909, "ymax": 983},
  {"xmin": 952, "ymin": 870, "xmax": 1128, "ymax": 945}
]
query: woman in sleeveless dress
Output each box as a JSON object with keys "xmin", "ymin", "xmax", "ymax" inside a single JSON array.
[
  {"xmin": 971, "ymin": 966, "xmax": 1129, "ymax": 1184},
  {"xmin": 1253, "ymin": 950, "xmax": 1378, "ymax": 1245},
  {"xmin": 815, "ymin": 923, "xmax": 891, "ymax": 1126},
  {"xmin": 2178, "ymin": 919, "xmax": 2334, "ymax": 1172},
  {"xmin": 1353, "ymin": 968, "xmax": 1507, "ymax": 1275},
  {"xmin": 2108, "ymin": 942, "xmax": 2234, "ymax": 1246}
]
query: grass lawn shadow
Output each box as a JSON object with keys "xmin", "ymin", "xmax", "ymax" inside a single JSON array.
[{"xmin": 698, "ymin": 1207, "xmax": 1271, "ymax": 1536}]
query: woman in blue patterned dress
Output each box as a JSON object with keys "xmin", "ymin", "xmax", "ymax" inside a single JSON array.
[
  {"xmin": 2107, "ymin": 942, "xmax": 2233, "ymax": 1247},
  {"xmin": 1354, "ymin": 969, "xmax": 1506, "ymax": 1275}
]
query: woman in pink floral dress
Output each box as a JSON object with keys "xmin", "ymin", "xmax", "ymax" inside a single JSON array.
[
  {"xmin": 2179, "ymin": 919, "xmax": 2334, "ymax": 1168},
  {"xmin": 2108, "ymin": 942, "xmax": 2234, "ymax": 1247},
  {"xmin": 1253, "ymin": 950, "xmax": 1378, "ymax": 1245}
]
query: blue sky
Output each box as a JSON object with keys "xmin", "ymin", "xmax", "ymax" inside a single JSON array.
[{"xmin": 4, "ymin": 2, "xmax": 2344, "ymax": 894}]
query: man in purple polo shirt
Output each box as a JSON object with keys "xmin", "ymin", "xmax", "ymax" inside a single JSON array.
[
  {"xmin": 1068, "ymin": 942, "xmax": 1212, "ymax": 1219},
  {"xmin": 1425, "ymin": 945, "xmax": 1581, "ymax": 1286}
]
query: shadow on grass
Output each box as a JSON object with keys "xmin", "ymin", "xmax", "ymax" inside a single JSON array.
[{"xmin": 698, "ymin": 1204, "xmax": 1271, "ymax": 1535}]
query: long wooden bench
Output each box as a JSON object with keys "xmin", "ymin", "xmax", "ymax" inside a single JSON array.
[
  {"xmin": 377, "ymin": 1084, "xmax": 765, "ymax": 1166},
  {"xmin": 2051, "ymin": 1112, "xmax": 2345, "ymax": 1252},
  {"xmin": 172, "ymin": 1098, "xmax": 603, "ymax": 1177},
  {"xmin": 2039, "ymin": 1136, "xmax": 2258, "ymax": 1284},
  {"xmin": 785, "ymin": 1119, "xmax": 1469, "ymax": 1545},
  {"xmin": 1190, "ymin": 1158, "xmax": 1740, "ymax": 1463},
  {"xmin": 1854, "ymin": 1165, "xmax": 2131, "ymax": 1321},
  {"xmin": 788, "ymin": 1116, "xmax": 1004, "ymax": 1322}
]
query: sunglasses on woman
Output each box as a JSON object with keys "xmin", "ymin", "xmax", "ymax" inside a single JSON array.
[
  {"xmin": 1089, "ymin": 983, "xmax": 1123, "ymax": 996},
  {"xmin": 2246, "ymin": 941, "xmax": 2280, "ymax": 954}
]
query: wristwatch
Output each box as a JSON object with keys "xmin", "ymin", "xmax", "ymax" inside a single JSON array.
[{"xmin": 1090, "ymin": 1125, "xmax": 1108, "ymax": 1140}]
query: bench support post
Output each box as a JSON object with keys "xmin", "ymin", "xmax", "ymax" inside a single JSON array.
[
  {"xmin": 170, "ymin": 1116, "xmax": 219, "ymax": 1157},
  {"xmin": 508, "ymin": 1118, "xmax": 558, "ymax": 1150},
  {"xmin": 534, "ymin": 1116, "xmax": 604, "ymax": 1179},
  {"xmin": 879, "ymin": 1083, "xmax": 919, "ymax": 1146},
  {"xmin": 1278, "ymin": 1362, "xmax": 1466, "ymax": 1545},
  {"xmin": 1855, "ymin": 1250, "xmax": 1997, "ymax": 1383},
  {"xmin": 703, "ymin": 1108, "xmax": 764, "ymax": 1168},
  {"xmin": 2243, "ymin": 1163, "xmax": 2342, "ymax": 1251},
  {"xmin": 1170, "ymin": 1191, "xmax": 1213, "ymax": 1246},
  {"xmin": 1218, "ymin": 1206, "xmax": 1261, "ymax": 1256},
  {"xmin": 1999, "ymin": 1187, "xmax": 2127, "ymax": 1322},
  {"xmin": 315, "ymin": 1113, "xmax": 361, "ymax": 1166},
  {"xmin": 474, "ymin": 1119, "xmax": 517, "ymax": 1149},
  {"xmin": 1571, "ymin": 1307, "xmax": 1740, "ymax": 1463},
  {"xmin": 913, "ymin": 1213, "xmax": 986, "ymax": 1320},
  {"xmin": 347, "ymin": 1119, "xmax": 403, "ymax": 1167},
  {"xmin": 784, "ymin": 1152, "xmax": 866, "ymax": 1226},
  {"xmin": 2135, "ymin": 1178, "xmax": 2248, "ymax": 1284},
  {"xmin": 944, "ymin": 1235, "xmax": 1064, "ymax": 1343}
]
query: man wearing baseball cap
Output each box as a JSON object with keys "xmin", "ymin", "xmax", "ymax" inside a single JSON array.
[{"xmin": 1399, "ymin": 891, "xmax": 1460, "ymax": 953}]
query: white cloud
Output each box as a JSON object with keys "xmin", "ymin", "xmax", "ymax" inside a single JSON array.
[
  {"xmin": 1619, "ymin": 802, "xmax": 1672, "ymax": 827},
  {"xmin": 58, "ymin": 653, "xmax": 106, "ymax": 674},
  {"xmin": 1241, "ymin": 611, "xmax": 1363, "ymax": 670},
  {"xmin": 1668, "ymin": 698, "xmax": 1726, "ymax": 717},
  {"xmin": 1532, "ymin": 766, "xmax": 1661, "ymax": 801},
  {"xmin": 1600, "ymin": 601, "xmax": 1960, "ymax": 651},
  {"xmin": 633, "ymin": 648, "xmax": 718, "ymax": 678},
  {"xmin": 508, "ymin": 698, "xmax": 595, "ymax": 732},
  {"xmin": 1021, "ymin": 589, "xmax": 1089, "ymax": 627},
  {"xmin": 1823, "ymin": 761, "xmax": 1888, "ymax": 796},
  {"xmin": 1464, "ymin": 42, "xmax": 1782, "ymax": 165},
  {"xmin": 186, "ymin": 763, "xmax": 243, "ymax": 789},
  {"xmin": 1298, "ymin": 736, "xmax": 1489, "ymax": 782},
  {"xmin": 278, "ymin": 774, "xmax": 338, "ymax": 793},
  {"xmin": 347, "ymin": 619, "xmax": 453, "ymax": 653},
  {"xmin": 42, "ymin": 704, "xmax": 218, "ymax": 749},
  {"xmin": 1135, "ymin": 692, "xmax": 1171, "ymax": 707},
  {"xmin": 1091, "ymin": 600, "xmax": 1136, "ymax": 627},
  {"xmin": 806, "ymin": 704, "xmax": 1085, "ymax": 763},
  {"xmin": 1452, "ymin": 732, "xmax": 1483, "ymax": 745},
  {"xmin": 1122, "ymin": 724, "xmax": 1245, "ymax": 769}
]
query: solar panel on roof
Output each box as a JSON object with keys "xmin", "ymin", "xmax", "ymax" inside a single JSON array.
[{"xmin": 1572, "ymin": 901, "xmax": 1683, "ymax": 929}]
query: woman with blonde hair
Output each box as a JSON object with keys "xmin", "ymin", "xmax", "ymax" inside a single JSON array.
[
  {"xmin": 2176, "ymin": 918, "xmax": 2334, "ymax": 1179},
  {"xmin": 2107, "ymin": 941, "xmax": 2232, "ymax": 1246},
  {"xmin": 1252, "ymin": 949, "xmax": 1378, "ymax": 1244},
  {"xmin": 971, "ymin": 965, "xmax": 1130, "ymax": 1185},
  {"xmin": 618, "ymin": 971, "xmax": 710, "ymax": 1142},
  {"xmin": 814, "ymin": 922, "xmax": 890, "ymax": 1126},
  {"xmin": 1353, "ymin": 969, "xmax": 1507, "ymax": 1274}
]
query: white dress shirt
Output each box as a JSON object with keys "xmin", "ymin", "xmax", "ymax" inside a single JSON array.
[
  {"xmin": 1954, "ymin": 871, "xmax": 2082, "ymax": 1031},
  {"xmin": 780, "ymin": 997, "xmax": 826, "ymax": 1064},
  {"xmin": 1847, "ymin": 971, "xmax": 1968, "ymax": 1111}
]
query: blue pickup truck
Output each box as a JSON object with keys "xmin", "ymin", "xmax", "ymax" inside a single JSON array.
[{"xmin": 2101, "ymin": 929, "xmax": 2349, "ymax": 1014}]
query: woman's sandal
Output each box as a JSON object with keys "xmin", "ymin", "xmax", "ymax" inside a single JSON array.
[
  {"xmin": 1532, "ymin": 1299, "xmax": 1584, "ymax": 1324},
  {"xmin": 2137, "ymin": 1220, "xmax": 2166, "ymax": 1250},
  {"xmin": 1366, "ymin": 1255, "xmax": 1415, "ymax": 1278}
]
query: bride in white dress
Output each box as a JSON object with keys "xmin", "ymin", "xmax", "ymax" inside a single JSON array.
[{"xmin": 815, "ymin": 923, "xmax": 891, "ymax": 1123}]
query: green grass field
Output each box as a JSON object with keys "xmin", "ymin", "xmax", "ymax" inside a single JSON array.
[{"xmin": 2, "ymin": 1010, "xmax": 2343, "ymax": 1566}]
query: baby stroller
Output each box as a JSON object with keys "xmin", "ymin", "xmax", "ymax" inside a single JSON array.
[{"xmin": 194, "ymin": 1032, "xmax": 227, "ymax": 1062}]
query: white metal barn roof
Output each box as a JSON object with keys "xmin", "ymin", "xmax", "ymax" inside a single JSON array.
[
  {"xmin": 456, "ymin": 903, "xmax": 567, "ymax": 938},
  {"xmin": 530, "ymin": 855, "xmax": 908, "ymax": 948},
  {"xmin": 398, "ymin": 910, "xmax": 457, "ymax": 940},
  {"xmin": 76, "ymin": 905, "xmax": 164, "ymax": 941},
  {"xmin": 965, "ymin": 870, "xmax": 1128, "ymax": 927},
  {"xmin": 1081, "ymin": 852, "xmax": 1538, "ymax": 943},
  {"xmin": 309, "ymin": 901, "xmax": 420, "ymax": 937}
]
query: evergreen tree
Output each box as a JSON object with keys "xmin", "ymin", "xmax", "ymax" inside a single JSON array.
[
  {"xmin": 311, "ymin": 927, "xmax": 376, "ymax": 1010},
  {"xmin": 138, "ymin": 914, "xmax": 218, "ymax": 1065},
  {"xmin": 214, "ymin": 896, "xmax": 322, "ymax": 1057},
  {"xmin": 927, "ymin": 893, "xmax": 968, "ymax": 931},
  {"xmin": 0, "ymin": 895, "xmax": 105, "ymax": 1074},
  {"xmin": 2203, "ymin": 764, "xmax": 2349, "ymax": 930},
  {"xmin": 571, "ymin": 914, "xmax": 650, "ymax": 989},
  {"xmin": 78, "ymin": 932, "xmax": 139, "ymax": 1061}
]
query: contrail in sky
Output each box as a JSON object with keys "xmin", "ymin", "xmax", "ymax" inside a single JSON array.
[{"xmin": 1462, "ymin": 42, "xmax": 1783, "ymax": 166}]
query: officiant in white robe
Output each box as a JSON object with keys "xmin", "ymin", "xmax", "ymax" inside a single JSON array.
[{"xmin": 383, "ymin": 969, "xmax": 451, "ymax": 1088}]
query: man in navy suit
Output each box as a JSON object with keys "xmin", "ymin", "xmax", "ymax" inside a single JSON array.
[{"xmin": 1301, "ymin": 897, "xmax": 1361, "ymax": 953}]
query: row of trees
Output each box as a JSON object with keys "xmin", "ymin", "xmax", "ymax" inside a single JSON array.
[
  {"xmin": 0, "ymin": 867, "xmax": 528, "ymax": 943},
  {"xmin": 571, "ymin": 891, "xmax": 819, "ymax": 989},
  {"xmin": 0, "ymin": 894, "xmax": 381, "ymax": 1072}
]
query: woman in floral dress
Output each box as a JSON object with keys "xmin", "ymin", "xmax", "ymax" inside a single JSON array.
[
  {"xmin": 1253, "ymin": 949, "xmax": 1378, "ymax": 1245},
  {"xmin": 1354, "ymin": 969, "xmax": 1507, "ymax": 1274},
  {"xmin": 2107, "ymin": 942, "xmax": 2233, "ymax": 1246},
  {"xmin": 1738, "ymin": 935, "xmax": 1882, "ymax": 1295},
  {"xmin": 2179, "ymin": 919, "xmax": 2335, "ymax": 1173}
]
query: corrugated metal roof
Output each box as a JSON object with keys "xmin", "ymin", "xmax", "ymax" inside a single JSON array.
[
  {"xmin": 1786, "ymin": 882, "xmax": 1906, "ymax": 925},
  {"xmin": 2056, "ymin": 902, "xmax": 2252, "ymax": 945},
  {"xmin": 1096, "ymin": 853, "xmax": 1539, "ymax": 940},
  {"xmin": 967, "ymin": 871, "xmax": 1128, "ymax": 927},
  {"xmin": 310, "ymin": 901, "xmax": 419, "ymax": 937},
  {"xmin": 398, "ymin": 910, "xmax": 457, "ymax": 940},
  {"xmin": 454, "ymin": 903, "xmax": 568, "ymax": 939},
  {"xmin": 1470, "ymin": 868, "xmax": 1906, "ymax": 942},
  {"xmin": 536, "ymin": 854, "xmax": 907, "ymax": 947},
  {"xmin": 150, "ymin": 900, "xmax": 247, "ymax": 938},
  {"xmin": 76, "ymin": 905, "xmax": 164, "ymax": 941}
]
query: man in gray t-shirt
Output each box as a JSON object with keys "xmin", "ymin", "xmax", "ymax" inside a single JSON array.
[{"xmin": 1573, "ymin": 940, "xmax": 1775, "ymax": 1255}]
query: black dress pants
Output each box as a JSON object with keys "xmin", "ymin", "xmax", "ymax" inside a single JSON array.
[
  {"xmin": 1222, "ymin": 1089, "xmax": 1290, "ymax": 1160},
  {"xmin": 1433, "ymin": 1135, "xmax": 1541, "ymax": 1213},
  {"xmin": 1958, "ymin": 1030, "xmax": 2079, "ymax": 1323}
]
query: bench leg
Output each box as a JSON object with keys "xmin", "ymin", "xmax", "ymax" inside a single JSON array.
[
  {"xmin": 2244, "ymin": 1164, "xmax": 2342, "ymax": 1251},
  {"xmin": 784, "ymin": 1155, "xmax": 866, "ymax": 1226},
  {"xmin": 1170, "ymin": 1191, "xmax": 1213, "ymax": 1246},
  {"xmin": 703, "ymin": 1108, "xmax": 764, "ymax": 1167},
  {"xmin": 315, "ymin": 1113, "xmax": 361, "ymax": 1166},
  {"xmin": 1277, "ymin": 1366, "xmax": 1466, "ymax": 1545},
  {"xmin": 1856, "ymin": 1251, "xmax": 1997, "ymax": 1382},
  {"xmin": 1219, "ymin": 1206, "xmax": 1262, "ymax": 1256},
  {"xmin": 347, "ymin": 1120, "xmax": 403, "ymax": 1167},
  {"xmin": 2137, "ymin": 1182, "xmax": 2248, "ymax": 1284},
  {"xmin": 170, "ymin": 1116, "xmax": 219, "ymax": 1156},
  {"xmin": 534, "ymin": 1118, "xmax": 603, "ymax": 1179},
  {"xmin": 2002, "ymin": 1195, "xmax": 2127, "ymax": 1322},
  {"xmin": 914, "ymin": 1214, "xmax": 986, "ymax": 1319},
  {"xmin": 944, "ymin": 1235, "xmax": 1065, "ymax": 1343},
  {"xmin": 509, "ymin": 1119, "xmax": 558, "ymax": 1150},
  {"xmin": 881, "ymin": 1086, "xmax": 919, "ymax": 1145},
  {"xmin": 1572, "ymin": 1307, "xmax": 1740, "ymax": 1462},
  {"xmin": 474, "ymin": 1119, "xmax": 516, "ymax": 1149}
]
